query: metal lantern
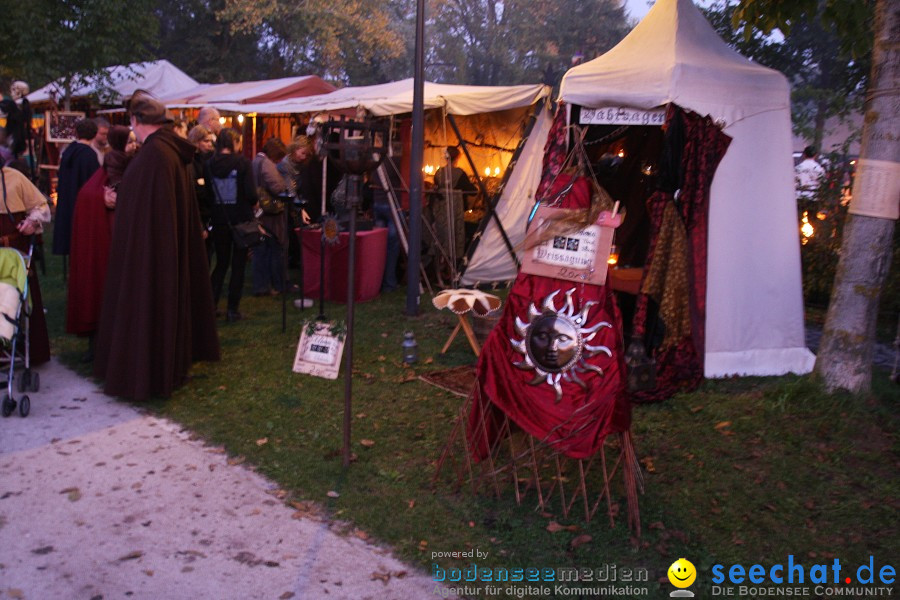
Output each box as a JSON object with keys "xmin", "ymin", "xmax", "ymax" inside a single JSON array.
[{"xmin": 318, "ymin": 116, "xmax": 389, "ymax": 175}]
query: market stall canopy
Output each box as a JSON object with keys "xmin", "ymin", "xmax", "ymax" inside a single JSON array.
[
  {"xmin": 27, "ymin": 60, "xmax": 199, "ymax": 107},
  {"xmin": 158, "ymin": 75, "xmax": 336, "ymax": 108},
  {"xmin": 211, "ymin": 79, "xmax": 550, "ymax": 117},
  {"xmin": 557, "ymin": 0, "xmax": 814, "ymax": 379},
  {"xmin": 559, "ymin": 0, "xmax": 789, "ymax": 125}
]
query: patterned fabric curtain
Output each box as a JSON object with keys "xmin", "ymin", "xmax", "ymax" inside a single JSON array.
[{"xmin": 631, "ymin": 105, "xmax": 731, "ymax": 403}]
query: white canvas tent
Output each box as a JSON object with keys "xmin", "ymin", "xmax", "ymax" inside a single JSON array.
[
  {"xmin": 559, "ymin": 0, "xmax": 815, "ymax": 378},
  {"xmin": 27, "ymin": 60, "xmax": 199, "ymax": 107},
  {"xmin": 219, "ymin": 79, "xmax": 553, "ymax": 284}
]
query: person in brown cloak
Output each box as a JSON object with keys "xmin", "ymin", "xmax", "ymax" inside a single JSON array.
[{"xmin": 92, "ymin": 91, "xmax": 220, "ymax": 400}]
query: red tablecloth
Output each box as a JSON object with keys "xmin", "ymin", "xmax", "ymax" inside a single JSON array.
[{"xmin": 300, "ymin": 227, "xmax": 387, "ymax": 303}]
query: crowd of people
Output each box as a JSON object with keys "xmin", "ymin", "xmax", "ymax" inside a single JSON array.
[
  {"xmin": 1, "ymin": 86, "xmax": 484, "ymax": 401},
  {"xmin": 0, "ymin": 89, "xmax": 336, "ymax": 401}
]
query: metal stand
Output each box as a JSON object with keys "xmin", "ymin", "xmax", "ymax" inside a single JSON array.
[
  {"xmin": 318, "ymin": 117, "xmax": 388, "ymax": 469},
  {"xmin": 342, "ymin": 175, "xmax": 361, "ymax": 468}
]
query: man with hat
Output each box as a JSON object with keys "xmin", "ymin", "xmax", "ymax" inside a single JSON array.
[{"xmin": 93, "ymin": 91, "xmax": 220, "ymax": 400}]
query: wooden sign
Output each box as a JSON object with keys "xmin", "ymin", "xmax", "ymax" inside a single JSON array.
[
  {"xmin": 580, "ymin": 106, "xmax": 665, "ymax": 127},
  {"xmin": 293, "ymin": 321, "xmax": 346, "ymax": 379},
  {"xmin": 46, "ymin": 111, "xmax": 85, "ymax": 143},
  {"xmin": 521, "ymin": 206, "xmax": 621, "ymax": 286}
]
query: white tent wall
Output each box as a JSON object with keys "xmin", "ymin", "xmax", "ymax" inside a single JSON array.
[
  {"xmin": 705, "ymin": 110, "xmax": 815, "ymax": 377},
  {"xmin": 461, "ymin": 108, "xmax": 553, "ymax": 285},
  {"xmin": 558, "ymin": 0, "xmax": 815, "ymax": 378}
]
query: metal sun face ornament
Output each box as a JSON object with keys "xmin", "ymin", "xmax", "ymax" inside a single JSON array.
[
  {"xmin": 321, "ymin": 215, "xmax": 341, "ymax": 245},
  {"xmin": 510, "ymin": 288, "xmax": 613, "ymax": 403}
]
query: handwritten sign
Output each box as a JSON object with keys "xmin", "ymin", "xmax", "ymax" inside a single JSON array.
[
  {"xmin": 293, "ymin": 322, "xmax": 346, "ymax": 379},
  {"xmin": 848, "ymin": 158, "xmax": 900, "ymax": 220},
  {"xmin": 521, "ymin": 206, "xmax": 621, "ymax": 286},
  {"xmin": 580, "ymin": 106, "xmax": 665, "ymax": 127}
]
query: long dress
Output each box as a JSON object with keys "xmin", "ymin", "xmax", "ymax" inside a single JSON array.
[
  {"xmin": 66, "ymin": 168, "xmax": 114, "ymax": 336},
  {"xmin": 93, "ymin": 128, "xmax": 220, "ymax": 400},
  {"xmin": 53, "ymin": 142, "xmax": 99, "ymax": 255}
]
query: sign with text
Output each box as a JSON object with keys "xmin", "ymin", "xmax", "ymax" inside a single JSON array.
[
  {"xmin": 580, "ymin": 106, "xmax": 666, "ymax": 127},
  {"xmin": 521, "ymin": 206, "xmax": 621, "ymax": 286},
  {"xmin": 293, "ymin": 322, "xmax": 345, "ymax": 379}
]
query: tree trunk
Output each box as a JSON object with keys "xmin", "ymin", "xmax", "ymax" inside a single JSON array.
[{"xmin": 814, "ymin": 0, "xmax": 899, "ymax": 393}]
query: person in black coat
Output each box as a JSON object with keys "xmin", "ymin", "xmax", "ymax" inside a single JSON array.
[{"xmin": 53, "ymin": 118, "xmax": 100, "ymax": 256}]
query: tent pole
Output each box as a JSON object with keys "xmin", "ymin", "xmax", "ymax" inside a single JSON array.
[
  {"xmin": 458, "ymin": 100, "xmax": 545, "ymax": 282},
  {"xmin": 446, "ymin": 113, "xmax": 519, "ymax": 271},
  {"xmin": 406, "ymin": 0, "xmax": 426, "ymax": 316},
  {"xmin": 376, "ymin": 163, "xmax": 432, "ymax": 296}
]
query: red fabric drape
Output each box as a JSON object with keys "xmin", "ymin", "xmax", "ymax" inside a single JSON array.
[
  {"xmin": 631, "ymin": 106, "xmax": 731, "ymax": 403},
  {"xmin": 468, "ymin": 122, "xmax": 631, "ymax": 459},
  {"xmin": 67, "ymin": 168, "xmax": 115, "ymax": 336}
]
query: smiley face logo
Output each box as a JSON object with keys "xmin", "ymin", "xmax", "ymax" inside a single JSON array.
[{"xmin": 668, "ymin": 558, "xmax": 697, "ymax": 588}]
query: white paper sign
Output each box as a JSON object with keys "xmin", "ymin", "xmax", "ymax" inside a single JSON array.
[
  {"xmin": 848, "ymin": 158, "xmax": 900, "ymax": 220},
  {"xmin": 293, "ymin": 322, "xmax": 346, "ymax": 379},
  {"xmin": 580, "ymin": 106, "xmax": 666, "ymax": 126}
]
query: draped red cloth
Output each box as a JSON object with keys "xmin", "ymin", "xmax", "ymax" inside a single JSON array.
[
  {"xmin": 468, "ymin": 165, "xmax": 631, "ymax": 460},
  {"xmin": 631, "ymin": 106, "xmax": 731, "ymax": 403},
  {"xmin": 66, "ymin": 168, "xmax": 115, "ymax": 336}
]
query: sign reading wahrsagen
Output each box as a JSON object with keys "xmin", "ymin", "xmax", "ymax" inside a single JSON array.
[{"xmin": 580, "ymin": 106, "xmax": 666, "ymax": 126}]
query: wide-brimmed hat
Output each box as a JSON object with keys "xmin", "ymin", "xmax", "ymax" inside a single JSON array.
[{"xmin": 125, "ymin": 90, "xmax": 173, "ymax": 125}]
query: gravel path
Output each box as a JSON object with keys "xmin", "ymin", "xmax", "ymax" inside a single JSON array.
[{"xmin": 0, "ymin": 359, "xmax": 441, "ymax": 600}]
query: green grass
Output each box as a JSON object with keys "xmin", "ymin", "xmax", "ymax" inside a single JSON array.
[{"xmin": 39, "ymin": 244, "xmax": 898, "ymax": 598}]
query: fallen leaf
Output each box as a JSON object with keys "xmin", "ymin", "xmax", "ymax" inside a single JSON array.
[
  {"xmin": 280, "ymin": 593, "xmax": 296, "ymax": 600},
  {"xmin": 371, "ymin": 570, "xmax": 391, "ymax": 583},
  {"xmin": 31, "ymin": 545, "xmax": 55, "ymax": 555},
  {"xmin": 360, "ymin": 439, "xmax": 376, "ymax": 447},
  {"xmin": 407, "ymin": 499, "xmax": 416, "ymax": 509},
  {"xmin": 649, "ymin": 521, "xmax": 666, "ymax": 530},
  {"xmin": 144, "ymin": 569, "xmax": 154, "ymax": 576},
  {"xmin": 394, "ymin": 570, "xmax": 407, "ymax": 578},
  {"xmin": 356, "ymin": 413, "xmax": 367, "ymax": 419},
  {"xmin": 327, "ymin": 490, "xmax": 340, "ymax": 498},
  {"xmin": 118, "ymin": 550, "xmax": 144, "ymax": 561},
  {"xmin": 546, "ymin": 521, "xmax": 579, "ymax": 533},
  {"xmin": 714, "ymin": 421, "xmax": 732, "ymax": 430},
  {"xmin": 570, "ymin": 534, "xmax": 592, "ymax": 549},
  {"xmin": 424, "ymin": 357, "xmax": 434, "ymax": 364},
  {"xmin": 7, "ymin": 590, "xmax": 24, "ymax": 599},
  {"xmin": 690, "ymin": 405, "xmax": 703, "ymax": 413},
  {"xmin": 227, "ymin": 456, "xmax": 246, "ymax": 466},
  {"xmin": 354, "ymin": 530, "xmax": 370, "ymax": 541},
  {"xmin": 639, "ymin": 457, "xmax": 656, "ymax": 473},
  {"xmin": 256, "ymin": 438, "xmax": 268, "ymax": 446}
]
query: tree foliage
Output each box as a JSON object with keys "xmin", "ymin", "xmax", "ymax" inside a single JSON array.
[
  {"xmin": 704, "ymin": 0, "xmax": 872, "ymax": 148},
  {"xmin": 0, "ymin": 0, "xmax": 158, "ymax": 101},
  {"xmin": 153, "ymin": 0, "xmax": 287, "ymax": 83},
  {"xmin": 426, "ymin": 0, "xmax": 629, "ymax": 85},
  {"xmin": 218, "ymin": 0, "xmax": 409, "ymax": 84}
]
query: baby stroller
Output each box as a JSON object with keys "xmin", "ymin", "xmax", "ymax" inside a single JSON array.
[{"xmin": 0, "ymin": 239, "xmax": 39, "ymax": 418}]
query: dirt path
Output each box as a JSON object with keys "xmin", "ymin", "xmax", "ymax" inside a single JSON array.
[{"xmin": 0, "ymin": 359, "xmax": 441, "ymax": 600}]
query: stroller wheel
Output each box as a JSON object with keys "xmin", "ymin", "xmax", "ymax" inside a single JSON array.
[
  {"xmin": 19, "ymin": 395, "xmax": 29, "ymax": 417},
  {"xmin": 30, "ymin": 372, "xmax": 39, "ymax": 393},
  {"xmin": 18, "ymin": 370, "xmax": 30, "ymax": 393},
  {"xmin": 1, "ymin": 394, "xmax": 15, "ymax": 418}
]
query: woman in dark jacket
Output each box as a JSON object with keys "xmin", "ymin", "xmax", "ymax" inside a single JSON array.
[{"xmin": 206, "ymin": 128, "xmax": 258, "ymax": 322}]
